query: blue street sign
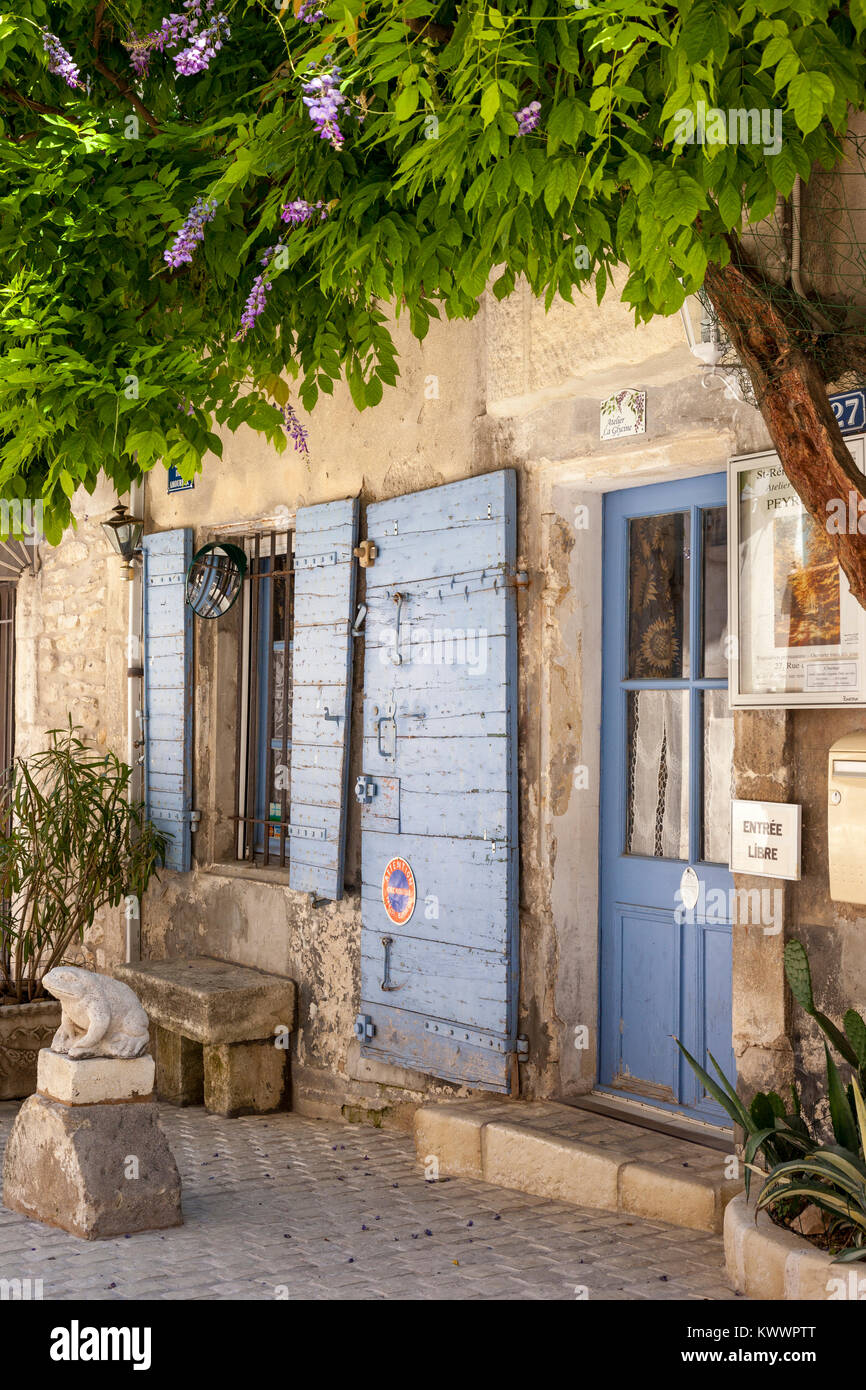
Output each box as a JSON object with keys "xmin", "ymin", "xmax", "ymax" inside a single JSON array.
[
  {"xmin": 830, "ymin": 388, "xmax": 866, "ymax": 435},
  {"xmin": 167, "ymin": 464, "xmax": 194, "ymax": 494}
]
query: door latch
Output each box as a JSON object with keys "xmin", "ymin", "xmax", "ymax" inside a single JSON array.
[
  {"xmin": 353, "ymin": 539, "xmax": 377, "ymax": 568},
  {"xmin": 376, "ymin": 697, "xmax": 397, "ymax": 759},
  {"xmin": 355, "ymin": 774, "xmax": 377, "ymax": 804}
]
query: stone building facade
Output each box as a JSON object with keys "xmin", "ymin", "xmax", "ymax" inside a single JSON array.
[{"xmin": 11, "ymin": 165, "xmax": 866, "ymax": 1137}]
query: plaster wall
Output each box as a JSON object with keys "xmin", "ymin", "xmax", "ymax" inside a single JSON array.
[
  {"xmin": 14, "ymin": 476, "xmax": 130, "ymax": 970},
  {"xmin": 15, "ymin": 270, "xmax": 866, "ymax": 1126}
]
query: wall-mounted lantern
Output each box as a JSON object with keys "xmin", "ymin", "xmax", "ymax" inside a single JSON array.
[{"xmin": 100, "ymin": 502, "xmax": 144, "ymax": 581}]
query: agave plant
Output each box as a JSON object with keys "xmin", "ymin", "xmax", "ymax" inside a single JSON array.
[
  {"xmin": 754, "ymin": 1081, "xmax": 866, "ymax": 1263},
  {"xmin": 674, "ymin": 1038, "xmax": 814, "ymax": 1195}
]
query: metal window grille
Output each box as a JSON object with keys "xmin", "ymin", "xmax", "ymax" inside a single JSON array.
[{"xmin": 232, "ymin": 530, "xmax": 295, "ymax": 866}]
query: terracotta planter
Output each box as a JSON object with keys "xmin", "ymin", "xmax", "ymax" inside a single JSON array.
[{"xmin": 0, "ymin": 999, "xmax": 62, "ymax": 1101}]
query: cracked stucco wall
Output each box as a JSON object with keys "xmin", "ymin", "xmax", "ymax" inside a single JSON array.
[{"xmin": 15, "ymin": 272, "xmax": 862, "ymax": 1122}]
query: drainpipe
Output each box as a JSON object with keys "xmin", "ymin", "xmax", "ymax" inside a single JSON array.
[
  {"xmin": 791, "ymin": 176, "xmax": 805, "ymax": 299},
  {"xmin": 790, "ymin": 177, "xmax": 835, "ymax": 332},
  {"xmin": 124, "ymin": 478, "xmax": 144, "ymax": 962}
]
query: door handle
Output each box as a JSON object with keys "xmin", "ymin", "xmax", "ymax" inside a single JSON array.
[{"xmin": 380, "ymin": 935, "xmax": 402, "ymax": 991}]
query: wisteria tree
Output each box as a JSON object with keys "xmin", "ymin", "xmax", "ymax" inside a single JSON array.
[{"xmin": 1, "ymin": 2, "xmax": 866, "ymax": 604}]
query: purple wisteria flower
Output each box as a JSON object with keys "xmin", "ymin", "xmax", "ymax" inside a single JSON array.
[
  {"xmin": 298, "ymin": 0, "xmax": 326, "ymax": 22},
  {"xmin": 514, "ymin": 100, "xmax": 541, "ymax": 135},
  {"xmin": 280, "ymin": 199, "xmax": 328, "ymax": 227},
  {"xmin": 43, "ymin": 31, "xmax": 83, "ymax": 90},
  {"xmin": 164, "ymin": 197, "xmax": 218, "ymax": 269},
  {"xmin": 234, "ymin": 244, "xmax": 284, "ymax": 342},
  {"xmin": 125, "ymin": 0, "xmax": 230, "ymax": 80},
  {"xmin": 282, "ymin": 404, "xmax": 309, "ymax": 455},
  {"xmin": 301, "ymin": 63, "xmax": 346, "ymax": 150}
]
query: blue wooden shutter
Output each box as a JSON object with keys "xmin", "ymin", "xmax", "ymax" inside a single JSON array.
[
  {"xmin": 357, "ymin": 470, "xmax": 519, "ymax": 1092},
  {"xmin": 289, "ymin": 498, "xmax": 360, "ymax": 899},
  {"xmin": 142, "ymin": 529, "xmax": 193, "ymax": 873}
]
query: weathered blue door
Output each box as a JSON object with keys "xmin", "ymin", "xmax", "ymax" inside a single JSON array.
[
  {"xmin": 356, "ymin": 471, "xmax": 519, "ymax": 1092},
  {"xmin": 599, "ymin": 474, "xmax": 735, "ymax": 1125}
]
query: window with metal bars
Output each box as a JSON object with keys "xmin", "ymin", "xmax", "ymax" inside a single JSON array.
[{"xmin": 233, "ymin": 530, "xmax": 295, "ymax": 866}]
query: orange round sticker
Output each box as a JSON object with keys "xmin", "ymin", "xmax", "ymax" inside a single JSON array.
[{"xmin": 382, "ymin": 857, "xmax": 416, "ymax": 925}]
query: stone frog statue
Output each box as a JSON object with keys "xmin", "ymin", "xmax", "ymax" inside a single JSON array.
[{"xmin": 43, "ymin": 966, "xmax": 150, "ymax": 1060}]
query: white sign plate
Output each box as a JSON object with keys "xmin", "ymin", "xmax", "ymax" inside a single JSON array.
[
  {"xmin": 730, "ymin": 799, "xmax": 801, "ymax": 880},
  {"xmin": 600, "ymin": 388, "xmax": 646, "ymax": 440}
]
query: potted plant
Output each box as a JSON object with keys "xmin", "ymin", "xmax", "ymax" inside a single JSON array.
[
  {"xmin": 0, "ymin": 721, "xmax": 165, "ymax": 1099},
  {"xmin": 678, "ymin": 939, "xmax": 866, "ymax": 1264}
]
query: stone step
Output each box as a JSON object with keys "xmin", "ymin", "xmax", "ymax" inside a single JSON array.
[{"xmin": 414, "ymin": 1097, "xmax": 743, "ymax": 1233}]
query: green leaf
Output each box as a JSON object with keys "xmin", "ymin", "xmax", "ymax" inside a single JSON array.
[
  {"xmin": 395, "ymin": 85, "xmax": 420, "ymax": 121},
  {"xmin": 827, "ymin": 1045, "xmax": 860, "ymax": 1152},
  {"xmin": 845, "ymin": 1010, "xmax": 866, "ymax": 1069},
  {"xmin": 480, "ymin": 84, "xmax": 501, "ymax": 127},
  {"xmin": 784, "ymin": 939, "xmax": 814, "ymax": 1012},
  {"xmin": 789, "ymin": 71, "xmax": 835, "ymax": 135},
  {"xmin": 716, "ymin": 182, "xmax": 742, "ymax": 230}
]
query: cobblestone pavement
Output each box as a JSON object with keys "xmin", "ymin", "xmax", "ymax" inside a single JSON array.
[{"xmin": 0, "ymin": 1102, "xmax": 741, "ymax": 1301}]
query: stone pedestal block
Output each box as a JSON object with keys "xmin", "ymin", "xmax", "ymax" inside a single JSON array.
[
  {"xmin": 2, "ymin": 1092, "xmax": 183, "ymax": 1239},
  {"xmin": 154, "ymin": 1026, "xmax": 203, "ymax": 1107},
  {"xmin": 203, "ymin": 1039, "xmax": 288, "ymax": 1117},
  {"xmin": 37, "ymin": 1049, "xmax": 155, "ymax": 1105}
]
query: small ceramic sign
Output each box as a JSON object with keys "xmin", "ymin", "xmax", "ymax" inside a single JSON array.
[
  {"xmin": 730, "ymin": 799, "xmax": 801, "ymax": 880},
  {"xmin": 600, "ymin": 388, "xmax": 646, "ymax": 441}
]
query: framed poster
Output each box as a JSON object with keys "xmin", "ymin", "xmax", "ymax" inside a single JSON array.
[{"xmin": 728, "ymin": 434, "xmax": 866, "ymax": 707}]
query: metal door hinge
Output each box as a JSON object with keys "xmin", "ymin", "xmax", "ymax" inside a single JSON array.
[
  {"xmin": 354, "ymin": 539, "xmax": 377, "ymax": 568},
  {"xmin": 157, "ymin": 809, "xmax": 201, "ymax": 827},
  {"xmin": 295, "ymin": 550, "xmax": 338, "ymax": 570},
  {"xmin": 515, "ymin": 1036, "xmax": 529, "ymax": 1059},
  {"xmin": 354, "ymin": 1013, "xmax": 376, "ymax": 1040}
]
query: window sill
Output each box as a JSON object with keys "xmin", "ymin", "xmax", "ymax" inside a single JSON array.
[{"xmin": 198, "ymin": 860, "xmax": 295, "ymax": 889}]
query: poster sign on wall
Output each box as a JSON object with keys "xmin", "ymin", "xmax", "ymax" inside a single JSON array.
[
  {"xmin": 730, "ymin": 799, "xmax": 802, "ymax": 880},
  {"xmin": 728, "ymin": 437, "xmax": 866, "ymax": 707},
  {"xmin": 600, "ymin": 389, "xmax": 646, "ymax": 441}
]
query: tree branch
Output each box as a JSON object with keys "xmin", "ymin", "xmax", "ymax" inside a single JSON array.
[
  {"xmin": 93, "ymin": 1, "xmax": 107, "ymax": 55},
  {"xmin": 89, "ymin": 53, "xmax": 160, "ymax": 134},
  {"xmin": 404, "ymin": 16, "xmax": 453, "ymax": 42},
  {"xmin": 704, "ymin": 240, "xmax": 866, "ymax": 610},
  {"xmin": 0, "ymin": 85, "xmax": 78, "ymax": 122}
]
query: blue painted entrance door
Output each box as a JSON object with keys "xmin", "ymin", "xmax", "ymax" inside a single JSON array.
[{"xmin": 599, "ymin": 473, "xmax": 735, "ymax": 1125}]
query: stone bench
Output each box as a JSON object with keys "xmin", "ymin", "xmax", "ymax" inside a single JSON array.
[{"xmin": 113, "ymin": 957, "xmax": 296, "ymax": 1118}]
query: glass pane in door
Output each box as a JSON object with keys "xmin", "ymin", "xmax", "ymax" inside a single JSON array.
[
  {"xmin": 626, "ymin": 689, "xmax": 689, "ymax": 858},
  {"xmin": 627, "ymin": 513, "xmax": 690, "ymax": 678},
  {"xmin": 702, "ymin": 688, "xmax": 733, "ymax": 864},
  {"xmin": 702, "ymin": 506, "xmax": 728, "ymax": 677}
]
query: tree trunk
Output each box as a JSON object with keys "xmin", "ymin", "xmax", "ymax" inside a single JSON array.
[{"xmin": 703, "ymin": 248, "xmax": 866, "ymax": 610}]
